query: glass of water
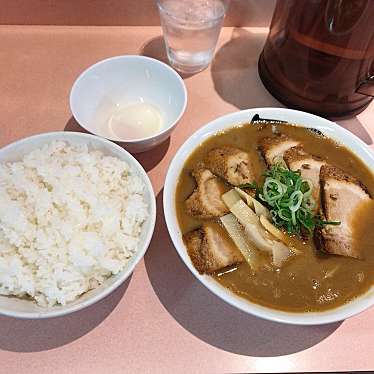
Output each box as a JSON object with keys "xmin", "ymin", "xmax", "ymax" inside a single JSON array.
[{"xmin": 156, "ymin": 0, "xmax": 230, "ymax": 74}]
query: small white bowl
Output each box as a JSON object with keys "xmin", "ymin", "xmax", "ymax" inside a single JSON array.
[
  {"xmin": 70, "ymin": 55, "xmax": 187, "ymax": 153},
  {"xmin": 0, "ymin": 132, "xmax": 156, "ymax": 319},
  {"xmin": 164, "ymin": 107, "xmax": 374, "ymax": 325}
]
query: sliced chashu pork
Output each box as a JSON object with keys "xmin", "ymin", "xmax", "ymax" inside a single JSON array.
[
  {"xmin": 185, "ymin": 168, "xmax": 229, "ymax": 219},
  {"xmin": 284, "ymin": 146, "xmax": 326, "ymax": 212},
  {"xmin": 314, "ymin": 165, "xmax": 371, "ymax": 259},
  {"xmin": 259, "ymin": 134, "xmax": 300, "ymax": 166},
  {"xmin": 204, "ymin": 146, "xmax": 254, "ymax": 186},
  {"xmin": 184, "ymin": 223, "xmax": 243, "ymax": 274}
]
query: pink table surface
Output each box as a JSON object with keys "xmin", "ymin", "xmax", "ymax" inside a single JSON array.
[{"xmin": 0, "ymin": 25, "xmax": 373, "ymax": 374}]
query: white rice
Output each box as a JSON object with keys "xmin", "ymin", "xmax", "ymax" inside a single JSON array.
[{"xmin": 0, "ymin": 141, "xmax": 148, "ymax": 306}]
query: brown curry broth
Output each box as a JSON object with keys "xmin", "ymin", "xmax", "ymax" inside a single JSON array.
[{"xmin": 175, "ymin": 123, "xmax": 374, "ymax": 312}]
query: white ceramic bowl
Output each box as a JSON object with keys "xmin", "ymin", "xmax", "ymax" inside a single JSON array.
[
  {"xmin": 164, "ymin": 107, "xmax": 374, "ymax": 325},
  {"xmin": 0, "ymin": 132, "xmax": 156, "ymax": 319},
  {"xmin": 70, "ymin": 55, "xmax": 187, "ymax": 153}
]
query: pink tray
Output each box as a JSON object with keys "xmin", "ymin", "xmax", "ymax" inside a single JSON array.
[{"xmin": 0, "ymin": 21, "xmax": 373, "ymax": 374}]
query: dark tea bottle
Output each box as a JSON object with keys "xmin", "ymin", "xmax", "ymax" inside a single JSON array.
[{"xmin": 259, "ymin": 0, "xmax": 374, "ymax": 118}]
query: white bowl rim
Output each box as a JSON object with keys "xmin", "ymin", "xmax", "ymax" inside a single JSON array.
[
  {"xmin": 0, "ymin": 131, "xmax": 156, "ymax": 319},
  {"xmin": 69, "ymin": 55, "xmax": 188, "ymax": 143},
  {"xmin": 163, "ymin": 107, "xmax": 374, "ymax": 325}
]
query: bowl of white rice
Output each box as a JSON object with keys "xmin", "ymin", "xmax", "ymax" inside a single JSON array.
[{"xmin": 0, "ymin": 132, "xmax": 156, "ymax": 318}]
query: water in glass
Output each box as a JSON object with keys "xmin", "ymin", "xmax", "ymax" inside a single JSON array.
[{"xmin": 158, "ymin": 0, "xmax": 227, "ymax": 74}]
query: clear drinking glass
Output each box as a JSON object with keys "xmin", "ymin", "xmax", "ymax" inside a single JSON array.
[{"xmin": 156, "ymin": 0, "xmax": 230, "ymax": 74}]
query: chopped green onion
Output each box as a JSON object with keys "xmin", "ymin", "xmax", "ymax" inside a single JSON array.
[
  {"xmin": 289, "ymin": 191, "xmax": 303, "ymax": 212},
  {"xmin": 238, "ymin": 182, "xmax": 258, "ymax": 190},
  {"xmin": 315, "ymin": 218, "xmax": 341, "ymax": 226},
  {"xmin": 256, "ymin": 163, "xmax": 341, "ymax": 236}
]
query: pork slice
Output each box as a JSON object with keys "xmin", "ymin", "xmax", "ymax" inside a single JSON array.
[
  {"xmin": 259, "ymin": 134, "xmax": 300, "ymax": 166},
  {"xmin": 284, "ymin": 146, "xmax": 326, "ymax": 212},
  {"xmin": 204, "ymin": 146, "xmax": 255, "ymax": 186},
  {"xmin": 185, "ymin": 168, "xmax": 229, "ymax": 219},
  {"xmin": 315, "ymin": 165, "xmax": 371, "ymax": 259},
  {"xmin": 184, "ymin": 223, "xmax": 243, "ymax": 274}
]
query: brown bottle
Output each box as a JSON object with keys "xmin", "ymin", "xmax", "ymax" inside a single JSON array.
[{"xmin": 259, "ymin": 0, "xmax": 374, "ymax": 118}]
